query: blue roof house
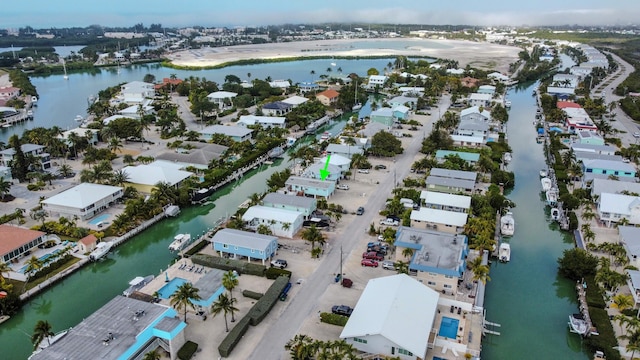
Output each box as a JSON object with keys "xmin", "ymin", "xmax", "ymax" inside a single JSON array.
[
  {"xmin": 262, "ymin": 101, "xmax": 293, "ymax": 116},
  {"xmin": 392, "ymin": 105, "xmax": 411, "ymax": 120},
  {"xmin": 210, "ymin": 228, "xmax": 278, "ymax": 264}
]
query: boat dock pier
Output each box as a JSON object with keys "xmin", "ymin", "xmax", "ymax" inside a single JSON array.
[
  {"xmin": 575, "ymin": 280, "xmax": 597, "ymax": 336},
  {"xmin": 0, "ymin": 110, "xmax": 33, "ymax": 128}
]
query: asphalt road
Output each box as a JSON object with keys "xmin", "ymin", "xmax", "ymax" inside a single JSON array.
[{"xmin": 247, "ymin": 96, "xmax": 450, "ymax": 359}]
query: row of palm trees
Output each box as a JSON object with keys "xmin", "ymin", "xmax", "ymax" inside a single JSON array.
[{"xmin": 285, "ymin": 334, "xmax": 365, "ymax": 360}]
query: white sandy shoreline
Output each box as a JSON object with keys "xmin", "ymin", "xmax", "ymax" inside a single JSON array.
[{"xmin": 166, "ymin": 38, "xmax": 520, "ymax": 73}]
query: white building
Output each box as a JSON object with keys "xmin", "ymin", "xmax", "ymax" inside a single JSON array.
[
  {"xmin": 242, "ymin": 205, "xmax": 303, "ymax": 238},
  {"xmin": 237, "ymin": 115, "xmax": 286, "ymax": 129},
  {"xmin": 206, "ymin": 91, "xmax": 237, "ymax": 110},
  {"xmin": 340, "ymin": 274, "xmax": 439, "ymax": 360},
  {"xmin": 410, "ymin": 208, "xmax": 468, "ymax": 234},
  {"xmin": 199, "ymin": 124, "xmax": 253, "ymax": 142},
  {"xmin": 119, "ymin": 81, "xmax": 155, "ymax": 104},
  {"xmin": 0, "ymin": 144, "xmax": 51, "ymax": 171},
  {"xmin": 468, "ymin": 93, "xmax": 492, "ymax": 107},
  {"xmin": 420, "ymin": 191, "xmax": 471, "ymax": 213},
  {"xmin": 42, "ymin": 183, "xmax": 123, "ymax": 220},
  {"xmin": 598, "ymin": 193, "xmax": 640, "ymax": 227},
  {"xmin": 368, "ymin": 75, "xmax": 388, "ymax": 88}
]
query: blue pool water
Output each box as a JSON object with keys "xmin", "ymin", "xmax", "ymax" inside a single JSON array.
[
  {"xmin": 157, "ymin": 277, "xmax": 188, "ymax": 299},
  {"xmin": 438, "ymin": 316, "xmax": 459, "ymax": 339},
  {"xmin": 19, "ymin": 249, "xmax": 63, "ymax": 273},
  {"xmin": 88, "ymin": 213, "xmax": 110, "ymax": 225}
]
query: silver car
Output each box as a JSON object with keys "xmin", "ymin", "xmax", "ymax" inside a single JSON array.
[{"xmin": 382, "ymin": 260, "xmax": 396, "ymax": 270}]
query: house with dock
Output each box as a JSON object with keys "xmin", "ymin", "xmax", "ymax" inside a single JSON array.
[
  {"xmin": 206, "ymin": 91, "xmax": 237, "ymax": 110},
  {"xmin": 121, "ymin": 161, "xmax": 193, "ymax": 193},
  {"xmin": 434, "ymin": 150, "xmax": 480, "ymax": 166},
  {"xmin": 155, "ymin": 142, "xmax": 228, "ymax": 171},
  {"xmin": 409, "ymin": 206, "xmax": 468, "ymax": 234},
  {"xmin": 393, "ymin": 226, "xmax": 468, "ymax": 294},
  {"xmin": 41, "ymin": 183, "xmax": 124, "ymax": 221},
  {"xmin": 619, "ymin": 226, "xmax": 640, "ymax": 270},
  {"xmin": 210, "ymin": 228, "xmax": 278, "ymax": 265},
  {"xmin": 285, "ymin": 176, "xmax": 336, "ymax": 198},
  {"xmin": 426, "ymin": 169, "xmax": 477, "ymax": 195},
  {"xmin": 241, "ymin": 205, "xmax": 304, "ymax": 238},
  {"xmin": 325, "ymin": 144, "xmax": 364, "ymax": 159},
  {"xmin": 118, "ymin": 81, "xmax": 155, "ymax": 104},
  {"xmin": 0, "ymin": 225, "xmax": 46, "ymax": 263},
  {"xmin": 420, "ymin": 191, "xmax": 471, "ymax": 213},
  {"xmin": 597, "ymin": 193, "xmax": 640, "ymax": 227},
  {"xmin": 262, "ymin": 193, "xmax": 317, "ymax": 219},
  {"xmin": 315, "ymin": 89, "xmax": 339, "ymax": 106},
  {"xmin": 0, "ymin": 144, "xmax": 51, "ymax": 171},
  {"xmin": 582, "ymin": 159, "xmax": 636, "ymax": 179},
  {"xmin": 468, "ymin": 93, "xmax": 492, "ymax": 107},
  {"xmin": 237, "ymin": 115, "xmax": 286, "ymax": 129},
  {"xmin": 199, "ymin": 125, "xmax": 253, "ymax": 142}
]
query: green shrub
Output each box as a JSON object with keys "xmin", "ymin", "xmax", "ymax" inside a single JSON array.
[
  {"xmin": 190, "ymin": 254, "xmax": 266, "ymax": 276},
  {"xmin": 242, "ymin": 290, "xmax": 263, "ymax": 300},
  {"xmin": 218, "ymin": 315, "xmax": 251, "ymax": 357},
  {"xmin": 183, "ymin": 240, "xmax": 209, "ymax": 257},
  {"xmin": 247, "ymin": 276, "xmax": 289, "ymax": 326},
  {"xmin": 265, "ymin": 267, "xmax": 292, "ymax": 279},
  {"xmin": 567, "ymin": 211, "xmax": 578, "ymax": 231},
  {"xmin": 585, "ymin": 275, "xmax": 607, "ymax": 309},
  {"xmin": 320, "ymin": 312, "xmax": 348, "ymax": 326},
  {"xmin": 177, "ymin": 340, "xmax": 198, "ymax": 360},
  {"xmin": 585, "ymin": 307, "xmax": 621, "ymax": 360}
]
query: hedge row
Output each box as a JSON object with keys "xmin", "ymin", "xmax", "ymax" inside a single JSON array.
[
  {"xmin": 177, "ymin": 341, "xmax": 198, "ymax": 360},
  {"xmin": 183, "ymin": 240, "xmax": 209, "ymax": 257},
  {"xmin": 265, "ymin": 267, "xmax": 292, "ymax": 279},
  {"xmin": 320, "ymin": 312, "xmax": 348, "ymax": 326},
  {"xmin": 242, "ymin": 290, "xmax": 263, "ymax": 300},
  {"xmin": 585, "ymin": 307, "xmax": 621, "ymax": 360},
  {"xmin": 248, "ymin": 276, "xmax": 290, "ymax": 326},
  {"xmin": 190, "ymin": 254, "xmax": 266, "ymax": 276},
  {"xmin": 218, "ymin": 315, "xmax": 251, "ymax": 357},
  {"xmin": 584, "ymin": 275, "xmax": 607, "ymax": 309}
]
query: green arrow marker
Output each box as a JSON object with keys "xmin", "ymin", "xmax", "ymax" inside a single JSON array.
[{"xmin": 319, "ymin": 155, "xmax": 331, "ymax": 180}]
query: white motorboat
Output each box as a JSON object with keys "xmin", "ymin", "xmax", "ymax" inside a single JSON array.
[
  {"xmin": 568, "ymin": 313, "xmax": 589, "ymax": 336},
  {"xmin": 89, "ymin": 241, "xmax": 113, "ymax": 261},
  {"xmin": 169, "ymin": 234, "xmax": 191, "ymax": 252},
  {"xmin": 504, "ymin": 99, "xmax": 512, "ymax": 108},
  {"xmin": 164, "ymin": 205, "xmax": 180, "ymax": 217},
  {"xmin": 74, "ymin": 115, "xmax": 84, "ymax": 122},
  {"xmin": 62, "ymin": 59, "xmax": 69, "ymax": 80},
  {"xmin": 31, "ymin": 96, "xmax": 38, "ymax": 105},
  {"xmin": 320, "ymin": 131, "xmax": 331, "ymax": 141},
  {"xmin": 268, "ymin": 146, "xmax": 285, "ymax": 159},
  {"xmin": 546, "ymin": 189, "xmax": 558, "ymax": 206},
  {"xmin": 551, "ymin": 208, "xmax": 561, "ymax": 222},
  {"xmin": 541, "ymin": 177, "xmax": 552, "ymax": 191},
  {"xmin": 352, "ymin": 80, "xmax": 362, "ymax": 111},
  {"xmin": 500, "ymin": 212, "xmax": 515, "ymax": 236},
  {"xmin": 503, "ymin": 152, "xmax": 512, "ymax": 164},
  {"xmin": 539, "ymin": 169, "xmax": 548, "ymax": 177},
  {"xmin": 123, "ymin": 275, "xmax": 154, "ymax": 297},
  {"xmin": 28, "ymin": 328, "xmax": 72, "ymax": 359},
  {"xmin": 499, "ymin": 243, "xmax": 511, "ymax": 262}
]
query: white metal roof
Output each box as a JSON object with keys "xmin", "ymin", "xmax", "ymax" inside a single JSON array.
[
  {"xmin": 591, "ymin": 179, "xmax": 640, "ymax": 198},
  {"xmin": 420, "ymin": 191, "xmax": 471, "ymax": 209},
  {"xmin": 320, "ymin": 153, "xmax": 351, "ymax": 166},
  {"xmin": 469, "ymin": 93, "xmax": 492, "ymax": 101},
  {"xmin": 410, "ymin": 208, "xmax": 468, "ymax": 227},
  {"xmin": 121, "ymin": 164, "xmax": 193, "ymax": 187},
  {"xmin": 451, "ymin": 135, "xmax": 485, "ymax": 144},
  {"xmin": 430, "ymin": 168, "xmax": 477, "ymax": 181},
  {"xmin": 619, "ymin": 226, "xmax": 640, "ymax": 257},
  {"xmin": 599, "ymin": 193, "xmax": 639, "ymax": 216},
  {"xmin": 211, "ymin": 228, "xmax": 277, "ymax": 250},
  {"xmin": 242, "ymin": 205, "xmax": 304, "ymax": 224},
  {"xmin": 206, "ymin": 91, "xmax": 237, "ymax": 99},
  {"xmin": 340, "ymin": 274, "xmax": 438, "ymax": 357},
  {"xmin": 41, "ymin": 183, "xmax": 122, "ymax": 209},
  {"xmin": 281, "ymin": 96, "xmax": 309, "ymax": 106},
  {"xmin": 200, "ymin": 124, "xmax": 253, "ymax": 138},
  {"xmin": 237, "ymin": 115, "xmax": 286, "ymax": 126}
]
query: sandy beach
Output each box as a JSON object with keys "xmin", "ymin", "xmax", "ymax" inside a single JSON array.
[{"xmin": 167, "ymin": 38, "xmax": 521, "ymax": 73}]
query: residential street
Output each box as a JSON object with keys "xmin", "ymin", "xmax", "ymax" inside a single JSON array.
[{"xmin": 247, "ymin": 96, "xmax": 450, "ymax": 359}]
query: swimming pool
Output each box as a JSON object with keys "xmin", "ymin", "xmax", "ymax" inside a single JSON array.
[
  {"xmin": 157, "ymin": 277, "xmax": 188, "ymax": 299},
  {"xmin": 88, "ymin": 213, "xmax": 110, "ymax": 225},
  {"xmin": 40, "ymin": 249, "xmax": 62, "ymax": 263},
  {"xmin": 438, "ymin": 316, "xmax": 459, "ymax": 339}
]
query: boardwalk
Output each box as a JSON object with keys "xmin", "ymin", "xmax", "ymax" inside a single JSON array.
[{"xmin": 575, "ymin": 281, "xmax": 597, "ymax": 336}]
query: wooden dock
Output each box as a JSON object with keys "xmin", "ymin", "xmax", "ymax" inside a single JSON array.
[{"xmin": 575, "ymin": 281, "xmax": 597, "ymax": 336}]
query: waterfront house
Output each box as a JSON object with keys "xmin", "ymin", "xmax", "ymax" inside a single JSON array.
[
  {"xmin": 281, "ymin": 95, "xmax": 309, "ymax": 107},
  {"xmin": 367, "ymin": 75, "xmax": 388, "ymax": 89},
  {"xmin": 102, "ymin": 114, "xmax": 131, "ymax": 126},
  {"xmin": 315, "ymin": 89, "xmax": 339, "ymax": 106},
  {"xmin": 41, "ymin": 183, "xmax": 124, "ymax": 221},
  {"xmin": 434, "ymin": 150, "xmax": 480, "ymax": 166},
  {"xmin": 557, "ymin": 101, "xmax": 582, "ymax": 110},
  {"xmin": 460, "ymin": 106, "xmax": 492, "ymax": 123},
  {"xmin": 425, "ymin": 175, "xmax": 476, "ymax": 194},
  {"xmin": 553, "ymin": 74, "xmax": 580, "ymax": 89},
  {"xmin": 590, "ymin": 178, "xmax": 640, "ymax": 199},
  {"xmin": 59, "ymin": 128, "xmax": 99, "ymax": 146},
  {"xmin": 427, "ymin": 169, "xmax": 476, "ymax": 185},
  {"xmin": 626, "ymin": 269, "xmax": 640, "ymax": 308},
  {"xmin": 262, "ymin": 193, "xmax": 317, "ymax": 218},
  {"xmin": 370, "ymin": 108, "xmax": 395, "ymax": 127},
  {"xmin": 237, "ymin": 115, "xmax": 286, "ymax": 129},
  {"xmin": 576, "ymin": 130, "xmax": 605, "ymax": 146},
  {"xmin": 0, "ymin": 86, "xmax": 20, "ymax": 100},
  {"xmin": 155, "ymin": 142, "xmax": 229, "ymax": 171},
  {"xmin": 450, "ymin": 135, "xmax": 485, "ymax": 148},
  {"xmin": 420, "ymin": 191, "xmax": 471, "ymax": 213},
  {"xmin": 477, "ymin": 85, "xmax": 496, "ymax": 95},
  {"xmin": 0, "ymin": 143, "xmax": 51, "ymax": 171},
  {"xmin": 570, "ymin": 143, "xmax": 617, "ymax": 156},
  {"xmin": 78, "ymin": 234, "xmax": 98, "ymax": 254},
  {"xmin": 118, "ymin": 103, "xmax": 154, "ymax": 119},
  {"xmin": 199, "ymin": 124, "xmax": 253, "ymax": 142},
  {"xmin": 547, "ymin": 87, "xmax": 575, "ymax": 99},
  {"xmin": 393, "ymin": 226, "xmax": 468, "ymax": 293},
  {"xmin": 302, "ymin": 162, "xmax": 342, "ymax": 181},
  {"xmin": 206, "ymin": 91, "xmax": 237, "ymax": 110},
  {"xmin": 456, "ymin": 117, "xmax": 489, "ymax": 141},
  {"xmin": 298, "ymin": 82, "xmax": 320, "ymax": 93},
  {"xmin": 564, "ymin": 107, "xmax": 598, "ymax": 133},
  {"xmin": 242, "ymin": 205, "xmax": 304, "ymax": 238},
  {"xmin": 262, "ymin": 101, "xmax": 294, "ymax": 116},
  {"xmin": 619, "ymin": 226, "xmax": 640, "ymax": 270},
  {"xmin": 268, "ymin": 80, "xmax": 291, "ymax": 89},
  {"xmin": 210, "ymin": 228, "xmax": 278, "ymax": 265},
  {"xmin": 121, "ymin": 161, "xmax": 193, "ymax": 193},
  {"xmin": 574, "ymin": 150, "xmax": 622, "ymax": 164},
  {"xmin": 582, "ymin": 159, "xmax": 636, "ymax": 178},
  {"xmin": 597, "ymin": 193, "xmax": 640, "ymax": 227},
  {"xmin": 0, "ymin": 225, "xmax": 46, "ymax": 263},
  {"xmin": 340, "ymin": 274, "xmax": 439, "ymax": 360},
  {"xmin": 393, "ymin": 105, "xmax": 411, "ymax": 120},
  {"xmin": 285, "ymin": 176, "xmax": 336, "ymax": 198},
  {"xmin": 319, "ymin": 153, "xmax": 351, "ymax": 173},
  {"xmin": 468, "ymin": 93, "xmax": 492, "ymax": 107},
  {"xmin": 325, "ymin": 143, "xmax": 364, "ymax": 159},
  {"xmin": 30, "ymin": 296, "xmax": 187, "ymax": 360},
  {"xmin": 488, "ymin": 72, "xmax": 511, "ymax": 83},
  {"xmin": 389, "ymin": 96, "xmax": 418, "ymax": 109},
  {"xmin": 154, "ymin": 77, "xmax": 183, "ymax": 91},
  {"xmin": 119, "ymin": 81, "xmax": 155, "ymax": 104},
  {"xmin": 410, "ymin": 207, "xmax": 468, "ymax": 234}
]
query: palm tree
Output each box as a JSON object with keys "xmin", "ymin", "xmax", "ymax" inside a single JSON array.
[
  {"xmin": 472, "ymin": 264, "xmax": 491, "ymax": 285},
  {"xmin": 222, "ymin": 270, "xmax": 239, "ymax": 322},
  {"xmin": 621, "ymin": 328, "xmax": 640, "ymax": 360},
  {"xmin": 57, "ymin": 164, "xmax": 74, "ymax": 178},
  {"xmin": 210, "ymin": 293, "xmax": 238, "ymax": 332},
  {"xmin": 394, "ymin": 260, "xmax": 409, "ymax": 274},
  {"xmin": 111, "ymin": 169, "xmax": 130, "ymax": 187},
  {"xmin": 301, "ymin": 225, "xmax": 325, "ymax": 255},
  {"xmin": 169, "ymin": 282, "xmax": 201, "ymax": 322},
  {"xmin": 285, "ymin": 334, "xmax": 316, "ymax": 360},
  {"xmin": 152, "ymin": 181, "xmax": 177, "ymax": 205},
  {"xmin": 310, "ymin": 70, "xmax": 316, "ymax": 83},
  {"xmin": 31, "ymin": 320, "xmax": 54, "ymax": 350},
  {"xmin": 612, "ymin": 294, "xmax": 634, "ymax": 312},
  {"xmin": 25, "ymin": 256, "xmax": 43, "ymax": 279},
  {"xmin": 402, "ymin": 247, "xmax": 414, "ymax": 259},
  {"xmin": 0, "ymin": 177, "xmax": 11, "ymax": 201},
  {"xmin": 142, "ymin": 349, "xmax": 162, "ymax": 360},
  {"xmin": 108, "ymin": 137, "xmax": 123, "ymax": 153},
  {"xmin": 0, "ymin": 261, "xmax": 11, "ymax": 281}
]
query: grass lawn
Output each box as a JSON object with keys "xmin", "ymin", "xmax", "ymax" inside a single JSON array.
[{"xmin": 22, "ymin": 256, "xmax": 82, "ymax": 293}]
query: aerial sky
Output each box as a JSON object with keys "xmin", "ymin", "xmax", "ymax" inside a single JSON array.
[{"xmin": 4, "ymin": 0, "xmax": 639, "ymax": 29}]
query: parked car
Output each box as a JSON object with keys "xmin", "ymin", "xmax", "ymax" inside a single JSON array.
[
  {"xmin": 270, "ymin": 259, "xmax": 288, "ymax": 269},
  {"xmin": 337, "ymin": 184, "xmax": 349, "ymax": 190},
  {"xmin": 362, "ymin": 252, "xmax": 384, "ymax": 261},
  {"xmin": 368, "ymin": 246, "xmax": 387, "ymax": 256},
  {"xmin": 303, "ymin": 219, "xmax": 330, "ymax": 227},
  {"xmin": 357, "ymin": 169, "xmax": 369, "ymax": 174},
  {"xmin": 361, "ymin": 259, "xmax": 379, "ymax": 267},
  {"xmin": 367, "ymin": 241, "xmax": 387, "ymax": 249},
  {"xmin": 382, "ymin": 260, "xmax": 396, "ymax": 270},
  {"xmin": 634, "ymin": 131, "xmax": 640, "ymax": 138},
  {"xmin": 374, "ymin": 164, "xmax": 387, "ymax": 170},
  {"xmin": 380, "ymin": 218, "xmax": 399, "ymax": 226},
  {"xmin": 356, "ymin": 207, "xmax": 365, "ymax": 215},
  {"xmin": 386, "ymin": 215, "xmax": 401, "ymax": 222},
  {"xmin": 332, "ymin": 305, "xmax": 353, "ymax": 316}
]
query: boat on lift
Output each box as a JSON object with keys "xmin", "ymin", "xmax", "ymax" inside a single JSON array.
[
  {"xmin": 498, "ymin": 243, "xmax": 511, "ymax": 262},
  {"xmin": 169, "ymin": 233, "xmax": 191, "ymax": 252}
]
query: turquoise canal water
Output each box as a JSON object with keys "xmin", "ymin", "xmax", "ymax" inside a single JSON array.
[{"xmin": 481, "ymin": 80, "xmax": 590, "ymax": 359}]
